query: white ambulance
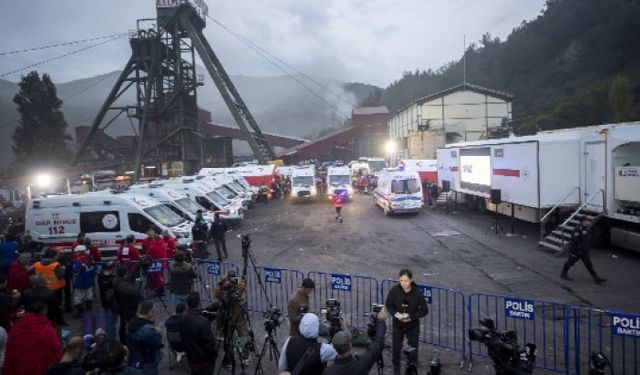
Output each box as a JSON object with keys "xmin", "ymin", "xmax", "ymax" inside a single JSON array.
[
  {"xmin": 25, "ymin": 191, "xmax": 193, "ymax": 256},
  {"xmin": 374, "ymin": 168, "xmax": 423, "ymax": 215},
  {"xmin": 128, "ymin": 184, "xmax": 213, "ymax": 224},
  {"xmin": 326, "ymin": 165, "xmax": 353, "ymax": 200},
  {"xmin": 161, "ymin": 179, "xmax": 244, "ymax": 224},
  {"xmin": 290, "ymin": 165, "xmax": 317, "ymax": 200}
]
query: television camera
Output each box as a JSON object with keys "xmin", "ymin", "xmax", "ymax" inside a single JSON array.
[
  {"xmin": 320, "ymin": 299, "xmax": 343, "ymax": 338},
  {"xmin": 468, "ymin": 317, "xmax": 537, "ymax": 375},
  {"xmin": 263, "ymin": 307, "xmax": 283, "ymax": 333}
]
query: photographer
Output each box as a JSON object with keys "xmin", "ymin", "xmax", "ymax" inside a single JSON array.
[
  {"xmin": 323, "ymin": 308, "xmax": 387, "ymax": 375},
  {"xmin": 385, "ymin": 269, "xmax": 428, "ymax": 375},
  {"xmin": 288, "ymin": 278, "xmax": 315, "ymax": 337},
  {"xmin": 179, "ymin": 292, "xmax": 218, "ymax": 375},
  {"xmin": 214, "ymin": 270, "xmax": 250, "ymax": 367},
  {"xmin": 278, "ymin": 313, "xmax": 337, "ymax": 375}
]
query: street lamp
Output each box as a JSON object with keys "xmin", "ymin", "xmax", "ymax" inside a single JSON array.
[
  {"xmin": 384, "ymin": 140, "xmax": 396, "ymax": 166},
  {"xmin": 35, "ymin": 173, "xmax": 53, "ymax": 188}
]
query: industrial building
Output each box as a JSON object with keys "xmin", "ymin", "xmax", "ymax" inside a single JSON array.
[{"xmin": 389, "ymin": 83, "xmax": 513, "ymax": 162}]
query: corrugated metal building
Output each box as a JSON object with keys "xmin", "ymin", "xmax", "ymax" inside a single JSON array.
[{"xmin": 389, "ymin": 83, "xmax": 513, "ymax": 161}]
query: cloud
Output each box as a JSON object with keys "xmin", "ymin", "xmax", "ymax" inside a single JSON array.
[{"xmin": 0, "ymin": 0, "xmax": 546, "ymax": 86}]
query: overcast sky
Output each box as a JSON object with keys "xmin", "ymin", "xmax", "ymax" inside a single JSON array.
[{"xmin": 0, "ymin": 0, "xmax": 547, "ymax": 87}]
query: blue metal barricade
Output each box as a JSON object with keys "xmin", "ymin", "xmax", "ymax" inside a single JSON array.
[
  {"xmin": 568, "ymin": 306, "xmax": 639, "ymax": 375},
  {"xmin": 243, "ymin": 266, "xmax": 305, "ymax": 314},
  {"xmin": 467, "ymin": 293, "xmax": 570, "ymax": 373},
  {"xmin": 381, "ymin": 279, "xmax": 466, "ymax": 362},
  {"xmin": 193, "ymin": 259, "xmax": 240, "ymax": 304},
  {"xmin": 307, "ymin": 271, "xmax": 379, "ymax": 329}
]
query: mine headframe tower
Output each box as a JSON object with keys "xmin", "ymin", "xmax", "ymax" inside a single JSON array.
[{"xmin": 73, "ymin": 1, "xmax": 275, "ymax": 180}]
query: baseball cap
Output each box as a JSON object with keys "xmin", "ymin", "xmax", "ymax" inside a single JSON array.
[
  {"xmin": 301, "ymin": 278, "xmax": 315, "ymax": 289},
  {"xmin": 332, "ymin": 330, "xmax": 352, "ymax": 349}
]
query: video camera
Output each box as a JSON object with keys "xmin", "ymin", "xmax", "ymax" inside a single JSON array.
[
  {"xmin": 320, "ymin": 299, "xmax": 343, "ymax": 338},
  {"xmin": 263, "ymin": 307, "xmax": 283, "ymax": 333},
  {"xmin": 201, "ymin": 301, "xmax": 221, "ymax": 321},
  {"xmin": 589, "ymin": 351, "xmax": 610, "ymax": 375},
  {"xmin": 367, "ymin": 304, "xmax": 384, "ymax": 338},
  {"xmin": 468, "ymin": 317, "xmax": 537, "ymax": 375},
  {"xmin": 241, "ymin": 234, "xmax": 251, "ymax": 251},
  {"xmin": 221, "ymin": 277, "xmax": 242, "ymax": 304}
]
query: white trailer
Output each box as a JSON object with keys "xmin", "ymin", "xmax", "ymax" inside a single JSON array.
[{"xmin": 437, "ymin": 122, "xmax": 640, "ymax": 252}]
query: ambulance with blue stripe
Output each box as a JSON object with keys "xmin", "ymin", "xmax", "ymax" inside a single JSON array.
[{"xmin": 374, "ymin": 168, "xmax": 423, "ymax": 215}]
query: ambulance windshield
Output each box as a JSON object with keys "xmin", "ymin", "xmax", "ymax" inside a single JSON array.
[
  {"xmin": 144, "ymin": 204, "xmax": 184, "ymax": 227},
  {"xmin": 176, "ymin": 197, "xmax": 204, "ymax": 215},
  {"xmin": 391, "ymin": 179, "xmax": 421, "ymax": 194}
]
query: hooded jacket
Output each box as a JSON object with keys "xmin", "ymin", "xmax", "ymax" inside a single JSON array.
[
  {"xmin": 278, "ymin": 313, "xmax": 337, "ymax": 373},
  {"xmin": 4, "ymin": 312, "xmax": 62, "ymax": 375},
  {"xmin": 126, "ymin": 316, "xmax": 163, "ymax": 373},
  {"xmin": 384, "ymin": 281, "xmax": 429, "ymax": 331},
  {"xmin": 168, "ymin": 261, "xmax": 197, "ymax": 295}
]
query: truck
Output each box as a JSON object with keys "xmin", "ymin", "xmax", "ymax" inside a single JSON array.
[{"xmin": 436, "ymin": 122, "xmax": 640, "ymax": 253}]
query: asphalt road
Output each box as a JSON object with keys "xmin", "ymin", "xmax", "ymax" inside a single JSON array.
[{"xmin": 63, "ymin": 193, "xmax": 640, "ymax": 374}]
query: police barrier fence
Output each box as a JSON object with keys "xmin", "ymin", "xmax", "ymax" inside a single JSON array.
[
  {"xmin": 193, "ymin": 259, "xmax": 240, "ymax": 304},
  {"xmin": 382, "ymin": 279, "xmax": 466, "ymax": 364},
  {"xmin": 307, "ymin": 271, "xmax": 379, "ymax": 329},
  {"xmin": 243, "ymin": 265, "xmax": 305, "ymax": 315}
]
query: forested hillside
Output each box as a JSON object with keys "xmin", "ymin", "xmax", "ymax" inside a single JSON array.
[{"xmin": 363, "ymin": 0, "xmax": 640, "ymax": 134}]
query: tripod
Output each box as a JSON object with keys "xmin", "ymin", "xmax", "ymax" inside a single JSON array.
[
  {"xmin": 484, "ymin": 204, "xmax": 506, "ymax": 236},
  {"xmin": 217, "ymin": 297, "xmax": 255, "ymax": 375},
  {"xmin": 254, "ymin": 325, "xmax": 280, "ymax": 375},
  {"xmin": 374, "ymin": 352, "xmax": 384, "ymax": 375}
]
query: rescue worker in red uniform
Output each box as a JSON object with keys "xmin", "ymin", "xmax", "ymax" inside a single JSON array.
[
  {"xmin": 145, "ymin": 230, "xmax": 168, "ymax": 295},
  {"xmin": 116, "ymin": 235, "xmax": 141, "ymax": 271},
  {"xmin": 162, "ymin": 229, "xmax": 177, "ymax": 259},
  {"xmin": 333, "ymin": 193, "xmax": 343, "ymax": 222}
]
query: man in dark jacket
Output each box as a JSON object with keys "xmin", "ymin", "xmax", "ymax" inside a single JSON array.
[
  {"xmin": 561, "ymin": 216, "xmax": 607, "ymax": 284},
  {"xmin": 102, "ymin": 340, "xmax": 144, "ymax": 375},
  {"xmin": 168, "ymin": 251, "xmax": 197, "ymax": 307},
  {"xmin": 192, "ymin": 210, "xmax": 209, "ymax": 259},
  {"xmin": 114, "ymin": 268, "xmax": 141, "ymax": 344},
  {"xmin": 46, "ymin": 336, "xmax": 86, "ymax": 375},
  {"xmin": 98, "ymin": 261, "xmax": 118, "ymax": 341},
  {"xmin": 126, "ymin": 300, "xmax": 163, "ymax": 375},
  {"xmin": 287, "ymin": 278, "xmax": 314, "ymax": 336},
  {"xmin": 21, "ymin": 274, "xmax": 65, "ymax": 329},
  {"xmin": 323, "ymin": 308, "xmax": 387, "ymax": 375},
  {"xmin": 209, "ymin": 213, "xmax": 228, "ymax": 261},
  {"xmin": 384, "ymin": 269, "xmax": 429, "ymax": 375},
  {"xmin": 179, "ymin": 292, "xmax": 218, "ymax": 375}
]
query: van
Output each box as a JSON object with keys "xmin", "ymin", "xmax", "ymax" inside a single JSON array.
[
  {"xmin": 290, "ymin": 165, "xmax": 317, "ymax": 200},
  {"xmin": 26, "ymin": 191, "xmax": 193, "ymax": 257},
  {"xmin": 161, "ymin": 179, "xmax": 244, "ymax": 224},
  {"xmin": 128, "ymin": 184, "xmax": 213, "ymax": 224},
  {"xmin": 374, "ymin": 168, "xmax": 423, "ymax": 215},
  {"xmin": 196, "ymin": 175, "xmax": 254, "ymax": 207},
  {"xmin": 326, "ymin": 166, "xmax": 353, "ymax": 200}
]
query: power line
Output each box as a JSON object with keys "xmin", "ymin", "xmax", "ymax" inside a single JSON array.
[
  {"xmin": 206, "ymin": 15, "xmax": 355, "ymax": 119},
  {"xmin": 0, "ymin": 34, "xmax": 126, "ymax": 78},
  {"xmin": 0, "ymin": 33, "xmax": 128, "ymax": 56}
]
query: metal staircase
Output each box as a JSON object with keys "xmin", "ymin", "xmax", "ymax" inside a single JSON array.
[{"xmin": 539, "ymin": 188, "xmax": 605, "ymax": 253}]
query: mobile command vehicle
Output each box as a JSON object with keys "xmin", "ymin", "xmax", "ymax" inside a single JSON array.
[
  {"xmin": 437, "ymin": 122, "xmax": 640, "ymax": 253},
  {"xmin": 374, "ymin": 168, "xmax": 423, "ymax": 215},
  {"xmin": 290, "ymin": 165, "xmax": 317, "ymax": 200},
  {"xmin": 161, "ymin": 179, "xmax": 244, "ymax": 224},
  {"xmin": 128, "ymin": 184, "xmax": 213, "ymax": 224},
  {"xmin": 326, "ymin": 166, "xmax": 353, "ymax": 200},
  {"xmin": 25, "ymin": 191, "xmax": 193, "ymax": 257}
]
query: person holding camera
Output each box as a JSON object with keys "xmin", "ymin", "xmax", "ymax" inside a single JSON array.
[
  {"xmin": 561, "ymin": 216, "xmax": 607, "ymax": 284},
  {"xmin": 278, "ymin": 313, "xmax": 337, "ymax": 375},
  {"xmin": 385, "ymin": 269, "xmax": 428, "ymax": 375},
  {"xmin": 179, "ymin": 292, "xmax": 218, "ymax": 375},
  {"xmin": 323, "ymin": 308, "xmax": 387, "ymax": 375},
  {"xmin": 288, "ymin": 278, "xmax": 315, "ymax": 337},
  {"xmin": 214, "ymin": 270, "xmax": 251, "ymax": 367}
]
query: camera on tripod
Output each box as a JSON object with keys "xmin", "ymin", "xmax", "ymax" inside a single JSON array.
[
  {"xmin": 201, "ymin": 301, "xmax": 220, "ymax": 321},
  {"xmin": 241, "ymin": 234, "xmax": 251, "ymax": 251},
  {"xmin": 320, "ymin": 299, "xmax": 343, "ymax": 338},
  {"xmin": 468, "ymin": 317, "xmax": 537, "ymax": 375},
  {"xmin": 367, "ymin": 304, "xmax": 384, "ymax": 338},
  {"xmin": 263, "ymin": 307, "xmax": 283, "ymax": 333},
  {"xmin": 221, "ymin": 277, "xmax": 242, "ymax": 305}
]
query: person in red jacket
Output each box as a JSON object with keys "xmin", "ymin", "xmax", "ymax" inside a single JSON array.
[
  {"xmin": 116, "ymin": 235, "xmax": 141, "ymax": 271},
  {"xmin": 162, "ymin": 229, "xmax": 177, "ymax": 259},
  {"xmin": 70, "ymin": 232, "xmax": 86, "ymax": 254},
  {"xmin": 4, "ymin": 300, "xmax": 62, "ymax": 375},
  {"xmin": 333, "ymin": 193, "xmax": 344, "ymax": 222},
  {"xmin": 142, "ymin": 228, "xmax": 155, "ymax": 255},
  {"xmin": 146, "ymin": 230, "xmax": 167, "ymax": 294},
  {"xmin": 8, "ymin": 252, "xmax": 32, "ymax": 293}
]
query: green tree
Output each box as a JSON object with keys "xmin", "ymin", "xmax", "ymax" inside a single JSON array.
[
  {"xmin": 12, "ymin": 71, "xmax": 71, "ymax": 172},
  {"xmin": 609, "ymin": 75, "xmax": 633, "ymax": 122}
]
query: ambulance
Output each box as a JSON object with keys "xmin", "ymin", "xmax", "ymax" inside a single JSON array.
[
  {"xmin": 290, "ymin": 165, "xmax": 317, "ymax": 200},
  {"xmin": 326, "ymin": 166, "xmax": 353, "ymax": 201},
  {"xmin": 196, "ymin": 175, "xmax": 254, "ymax": 206},
  {"xmin": 128, "ymin": 184, "xmax": 213, "ymax": 224},
  {"xmin": 25, "ymin": 191, "xmax": 193, "ymax": 257},
  {"xmin": 374, "ymin": 168, "xmax": 423, "ymax": 215},
  {"xmin": 161, "ymin": 179, "xmax": 244, "ymax": 224}
]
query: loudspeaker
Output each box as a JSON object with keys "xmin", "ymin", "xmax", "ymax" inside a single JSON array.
[
  {"xmin": 442, "ymin": 180, "xmax": 450, "ymax": 193},
  {"xmin": 490, "ymin": 189, "xmax": 502, "ymax": 204}
]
